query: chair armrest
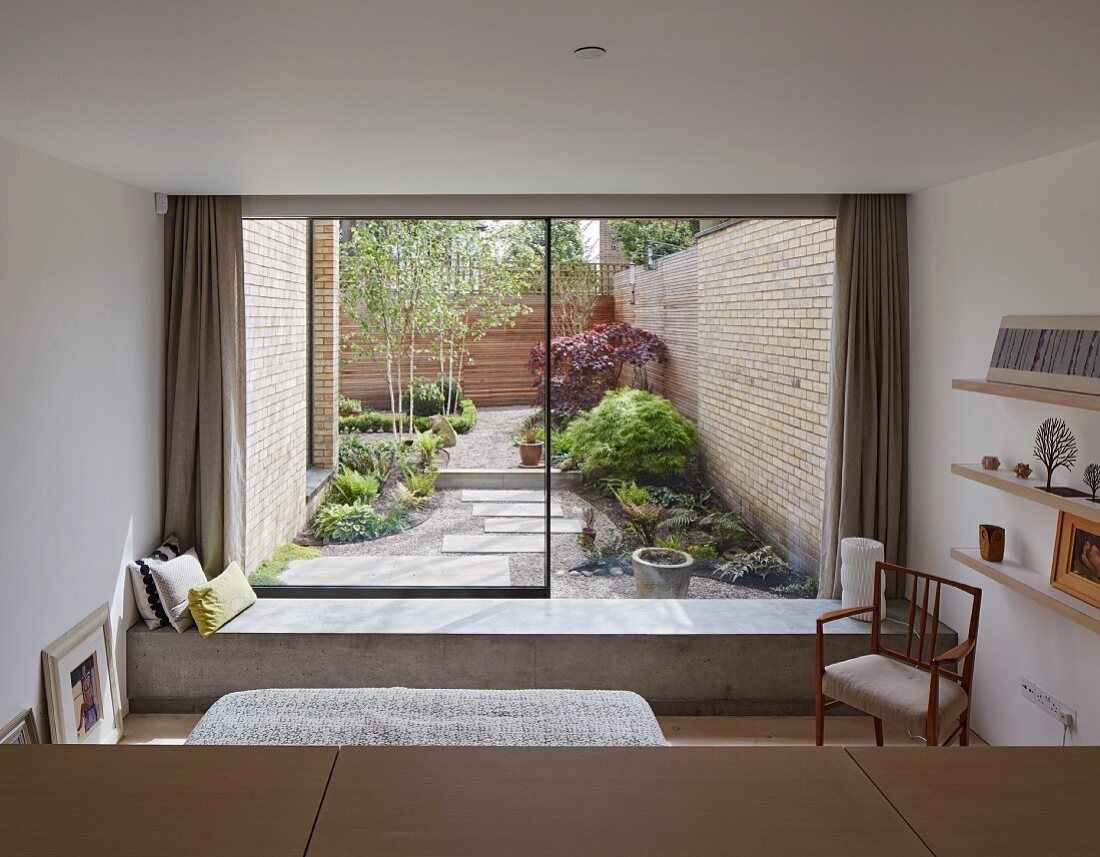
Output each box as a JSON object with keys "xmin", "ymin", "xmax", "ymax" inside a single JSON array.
[
  {"xmin": 816, "ymin": 605, "xmax": 876, "ymax": 627},
  {"xmin": 932, "ymin": 638, "xmax": 976, "ymax": 665}
]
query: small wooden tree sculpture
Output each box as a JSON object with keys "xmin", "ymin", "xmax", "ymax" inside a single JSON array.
[
  {"xmin": 1033, "ymin": 417, "xmax": 1078, "ymax": 491},
  {"xmin": 1085, "ymin": 462, "xmax": 1100, "ymax": 502}
]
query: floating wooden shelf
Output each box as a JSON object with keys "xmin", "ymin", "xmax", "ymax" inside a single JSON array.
[
  {"xmin": 952, "ymin": 378, "xmax": 1100, "ymax": 412},
  {"xmin": 950, "ymin": 548, "xmax": 1100, "ymax": 635},
  {"xmin": 950, "ymin": 463, "xmax": 1100, "ymax": 525}
]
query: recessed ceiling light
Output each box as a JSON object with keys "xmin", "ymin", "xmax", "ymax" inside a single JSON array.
[{"xmin": 573, "ymin": 46, "xmax": 607, "ymax": 59}]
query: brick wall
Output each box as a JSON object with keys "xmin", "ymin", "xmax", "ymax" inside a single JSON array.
[
  {"xmin": 696, "ymin": 218, "xmax": 835, "ymax": 574},
  {"xmin": 243, "ymin": 219, "xmax": 309, "ymax": 573},
  {"xmin": 311, "ymin": 220, "xmax": 339, "ymax": 469}
]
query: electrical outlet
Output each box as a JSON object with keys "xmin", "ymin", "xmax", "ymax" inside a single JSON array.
[{"xmin": 1020, "ymin": 677, "xmax": 1076, "ymax": 727}]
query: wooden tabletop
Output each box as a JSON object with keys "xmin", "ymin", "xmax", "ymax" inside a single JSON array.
[
  {"xmin": 305, "ymin": 746, "xmax": 931, "ymax": 857},
  {"xmin": 849, "ymin": 747, "xmax": 1100, "ymax": 857},
  {"xmin": 0, "ymin": 745, "xmax": 336, "ymax": 857}
]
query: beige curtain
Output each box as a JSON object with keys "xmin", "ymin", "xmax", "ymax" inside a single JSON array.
[
  {"xmin": 163, "ymin": 196, "xmax": 246, "ymax": 576},
  {"xmin": 819, "ymin": 195, "xmax": 909, "ymax": 598}
]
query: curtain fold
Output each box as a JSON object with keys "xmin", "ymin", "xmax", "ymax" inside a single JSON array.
[
  {"xmin": 163, "ymin": 196, "xmax": 245, "ymax": 576},
  {"xmin": 819, "ymin": 195, "xmax": 909, "ymax": 599}
]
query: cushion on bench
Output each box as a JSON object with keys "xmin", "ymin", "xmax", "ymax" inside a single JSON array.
[{"xmin": 184, "ymin": 687, "xmax": 667, "ymax": 747}]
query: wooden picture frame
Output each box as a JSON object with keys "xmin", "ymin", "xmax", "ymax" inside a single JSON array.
[
  {"xmin": 1, "ymin": 709, "xmax": 39, "ymax": 745},
  {"xmin": 41, "ymin": 603, "xmax": 123, "ymax": 744},
  {"xmin": 987, "ymin": 315, "xmax": 1100, "ymax": 395},
  {"xmin": 1051, "ymin": 511, "xmax": 1100, "ymax": 610}
]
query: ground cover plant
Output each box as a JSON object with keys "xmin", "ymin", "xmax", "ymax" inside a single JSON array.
[
  {"xmin": 339, "ymin": 398, "xmax": 477, "ymax": 436},
  {"xmin": 312, "ymin": 501, "xmax": 408, "ymax": 544},
  {"xmin": 249, "ymin": 542, "xmax": 322, "ymax": 586}
]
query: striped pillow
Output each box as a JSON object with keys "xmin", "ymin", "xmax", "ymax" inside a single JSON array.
[{"xmin": 128, "ymin": 535, "xmax": 183, "ymax": 629}]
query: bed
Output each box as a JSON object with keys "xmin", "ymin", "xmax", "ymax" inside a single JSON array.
[{"xmin": 184, "ymin": 687, "xmax": 668, "ymax": 747}]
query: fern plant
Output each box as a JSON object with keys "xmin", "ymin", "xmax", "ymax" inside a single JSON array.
[
  {"xmin": 327, "ymin": 469, "xmax": 380, "ymax": 506},
  {"xmin": 403, "ymin": 468, "xmax": 437, "ymax": 498},
  {"xmin": 412, "ymin": 430, "xmax": 444, "ymax": 471}
]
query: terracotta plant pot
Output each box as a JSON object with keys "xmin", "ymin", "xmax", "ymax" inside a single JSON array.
[
  {"xmin": 632, "ymin": 547, "xmax": 693, "ymax": 599},
  {"xmin": 518, "ymin": 441, "xmax": 543, "ymax": 467}
]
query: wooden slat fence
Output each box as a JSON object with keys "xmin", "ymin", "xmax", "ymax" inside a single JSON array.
[{"xmin": 611, "ymin": 250, "xmax": 700, "ymax": 420}]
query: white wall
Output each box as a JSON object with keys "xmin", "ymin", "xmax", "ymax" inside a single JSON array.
[
  {"xmin": 0, "ymin": 136, "xmax": 163, "ymax": 737},
  {"xmin": 909, "ymin": 140, "xmax": 1100, "ymax": 745}
]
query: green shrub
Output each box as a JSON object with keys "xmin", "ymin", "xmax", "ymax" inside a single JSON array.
[
  {"xmin": 328, "ymin": 469, "xmax": 380, "ymax": 505},
  {"xmin": 565, "ymin": 389, "xmax": 695, "ymax": 480},
  {"xmin": 313, "ymin": 502, "xmax": 407, "ymax": 543},
  {"xmin": 608, "ymin": 480, "xmax": 649, "ymax": 507},
  {"xmin": 401, "ymin": 377, "xmax": 445, "ymax": 416},
  {"xmin": 338, "ymin": 398, "xmax": 477, "ymax": 435},
  {"xmin": 249, "ymin": 542, "xmax": 321, "ymax": 586}
]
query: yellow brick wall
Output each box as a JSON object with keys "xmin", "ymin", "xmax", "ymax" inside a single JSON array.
[
  {"xmin": 696, "ymin": 218, "xmax": 835, "ymax": 575},
  {"xmin": 243, "ymin": 219, "xmax": 309, "ymax": 573},
  {"xmin": 311, "ymin": 220, "xmax": 339, "ymax": 469}
]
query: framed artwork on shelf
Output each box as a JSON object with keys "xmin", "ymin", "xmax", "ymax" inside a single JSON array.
[
  {"xmin": 1051, "ymin": 511, "xmax": 1100, "ymax": 611},
  {"xmin": 987, "ymin": 315, "xmax": 1100, "ymax": 395},
  {"xmin": 1, "ymin": 709, "xmax": 38, "ymax": 745},
  {"xmin": 41, "ymin": 603, "xmax": 123, "ymax": 744}
]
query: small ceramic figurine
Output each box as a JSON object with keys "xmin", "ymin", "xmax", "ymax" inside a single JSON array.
[
  {"xmin": 981, "ymin": 456, "xmax": 1001, "ymax": 471},
  {"xmin": 979, "ymin": 524, "xmax": 1006, "ymax": 563},
  {"xmin": 1013, "ymin": 462, "xmax": 1032, "ymax": 479}
]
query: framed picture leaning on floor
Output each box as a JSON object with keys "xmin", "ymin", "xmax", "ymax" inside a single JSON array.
[
  {"xmin": 41, "ymin": 603, "xmax": 123, "ymax": 744},
  {"xmin": 1, "ymin": 709, "xmax": 38, "ymax": 745}
]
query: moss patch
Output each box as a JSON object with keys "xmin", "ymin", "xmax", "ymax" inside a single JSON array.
[{"xmin": 249, "ymin": 542, "xmax": 321, "ymax": 586}]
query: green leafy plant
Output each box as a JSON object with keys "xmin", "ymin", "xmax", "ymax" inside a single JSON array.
[
  {"xmin": 402, "ymin": 468, "xmax": 438, "ymax": 499},
  {"xmin": 401, "ymin": 377, "xmax": 463, "ymax": 417},
  {"xmin": 773, "ymin": 576, "xmax": 819, "ymax": 598},
  {"xmin": 582, "ymin": 532, "xmax": 628, "ymax": 560},
  {"xmin": 339, "ymin": 437, "xmax": 396, "ymax": 480},
  {"xmin": 249, "ymin": 543, "xmax": 321, "ymax": 586},
  {"xmin": 338, "ymin": 395, "xmax": 362, "ymax": 415},
  {"xmin": 313, "ymin": 502, "xmax": 407, "ymax": 543},
  {"xmin": 655, "ymin": 536, "xmax": 718, "ymax": 562},
  {"xmin": 565, "ymin": 388, "xmax": 696, "ymax": 479},
  {"xmin": 412, "ymin": 429, "xmax": 445, "ymax": 470},
  {"xmin": 327, "ymin": 469, "xmax": 380, "ymax": 506},
  {"xmin": 609, "ymin": 480, "xmax": 650, "ymax": 507},
  {"xmin": 714, "ymin": 546, "xmax": 787, "ymax": 583},
  {"xmin": 394, "ymin": 482, "xmax": 429, "ymax": 510}
]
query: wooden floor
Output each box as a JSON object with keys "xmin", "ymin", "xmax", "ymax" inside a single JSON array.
[{"xmin": 121, "ymin": 713, "xmax": 986, "ymax": 746}]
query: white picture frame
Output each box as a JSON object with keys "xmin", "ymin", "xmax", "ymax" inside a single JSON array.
[
  {"xmin": 41, "ymin": 603, "xmax": 123, "ymax": 744},
  {"xmin": 987, "ymin": 315, "xmax": 1100, "ymax": 395},
  {"xmin": 1, "ymin": 708, "xmax": 39, "ymax": 745}
]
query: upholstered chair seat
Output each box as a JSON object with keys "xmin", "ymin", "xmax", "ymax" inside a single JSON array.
[{"xmin": 822, "ymin": 653, "xmax": 969, "ymax": 737}]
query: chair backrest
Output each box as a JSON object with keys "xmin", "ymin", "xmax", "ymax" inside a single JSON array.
[{"xmin": 870, "ymin": 561, "xmax": 982, "ymax": 688}]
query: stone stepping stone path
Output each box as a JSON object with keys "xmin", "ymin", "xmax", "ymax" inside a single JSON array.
[
  {"xmin": 460, "ymin": 489, "xmax": 546, "ymax": 503},
  {"xmin": 470, "ymin": 502, "xmax": 563, "ymax": 518},
  {"xmin": 484, "ymin": 517, "xmax": 584, "ymax": 534},
  {"xmin": 441, "ymin": 534, "xmax": 544, "ymax": 554},
  {"xmin": 281, "ymin": 555, "xmax": 510, "ymax": 586}
]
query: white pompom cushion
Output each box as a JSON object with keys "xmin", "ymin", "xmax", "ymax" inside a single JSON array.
[{"xmin": 127, "ymin": 535, "xmax": 184, "ymax": 629}]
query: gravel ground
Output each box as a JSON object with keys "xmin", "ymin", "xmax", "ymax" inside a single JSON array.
[
  {"xmin": 311, "ymin": 406, "xmax": 772, "ymax": 598},
  {"xmin": 446, "ymin": 405, "xmax": 535, "ymax": 470}
]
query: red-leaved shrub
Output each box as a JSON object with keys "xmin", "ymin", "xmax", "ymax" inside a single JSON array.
[{"xmin": 528, "ymin": 322, "xmax": 669, "ymax": 416}]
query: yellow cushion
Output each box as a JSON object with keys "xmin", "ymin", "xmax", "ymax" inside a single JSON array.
[{"xmin": 187, "ymin": 562, "xmax": 257, "ymax": 637}]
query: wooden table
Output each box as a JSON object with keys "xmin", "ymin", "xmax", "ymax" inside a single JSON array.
[
  {"xmin": 0, "ymin": 745, "xmax": 336, "ymax": 857},
  {"xmin": 849, "ymin": 747, "xmax": 1100, "ymax": 857},
  {"xmin": 305, "ymin": 746, "xmax": 932, "ymax": 857}
]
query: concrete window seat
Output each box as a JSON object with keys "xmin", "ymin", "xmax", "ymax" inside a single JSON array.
[{"xmin": 127, "ymin": 599, "xmax": 955, "ymax": 716}]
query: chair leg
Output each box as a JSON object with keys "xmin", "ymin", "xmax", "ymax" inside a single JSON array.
[
  {"xmin": 873, "ymin": 717, "xmax": 884, "ymax": 747},
  {"xmin": 815, "ymin": 688, "xmax": 825, "ymax": 746},
  {"xmin": 959, "ymin": 713, "xmax": 970, "ymax": 747}
]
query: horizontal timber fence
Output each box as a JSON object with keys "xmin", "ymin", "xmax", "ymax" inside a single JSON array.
[{"xmin": 340, "ymin": 295, "xmax": 616, "ymax": 408}]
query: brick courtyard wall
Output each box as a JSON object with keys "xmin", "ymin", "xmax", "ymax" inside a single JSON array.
[
  {"xmin": 696, "ymin": 218, "xmax": 835, "ymax": 575},
  {"xmin": 243, "ymin": 219, "xmax": 309, "ymax": 573},
  {"xmin": 311, "ymin": 220, "xmax": 339, "ymax": 469},
  {"xmin": 612, "ymin": 250, "xmax": 699, "ymax": 420}
]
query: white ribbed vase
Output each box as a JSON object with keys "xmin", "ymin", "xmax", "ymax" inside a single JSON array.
[{"xmin": 840, "ymin": 537, "xmax": 886, "ymax": 622}]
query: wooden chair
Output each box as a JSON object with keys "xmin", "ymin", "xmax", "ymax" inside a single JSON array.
[{"xmin": 815, "ymin": 562, "xmax": 981, "ymax": 747}]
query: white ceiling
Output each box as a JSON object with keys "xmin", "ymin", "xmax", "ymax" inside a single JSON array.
[{"xmin": 1, "ymin": 1, "xmax": 1099, "ymax": 195}]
